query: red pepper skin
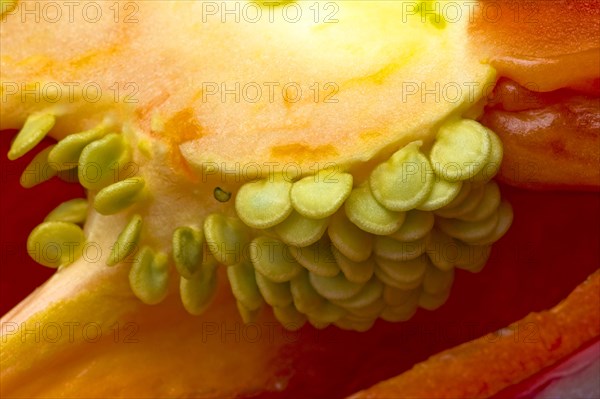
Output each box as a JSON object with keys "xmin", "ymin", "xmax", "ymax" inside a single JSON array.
[{"xmin": 481, "ymin": 79, "xmax": 600, "ymax": 191}]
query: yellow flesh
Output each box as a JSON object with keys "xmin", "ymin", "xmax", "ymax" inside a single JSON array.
[{"xmin": 1, "ymin": 2, "xmax": 493, "ymax": 173}]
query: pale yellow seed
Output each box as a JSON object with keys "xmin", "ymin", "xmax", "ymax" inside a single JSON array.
[
  {"xmin": 290, "ymin": 170, "xmax": 353, "ymax": 219},
  {"xmin": 8, "ymin": 113, "xmax": 55, "ymax": 161},
  {"xmin": 235, "ymin": 178, "xmax": 293, "ymax": 229},
  {"xmin": 180, "ymin": 262, "xmax": 218, "ymax": 315},
  {"xmin": 255, "ymin": 271, "xmax": 293, "ymax": 307},
  {"xmin": 470, "ymin": 128, "xmax": 503, "ymax": 183},
  {"xmin": 335, "ymin": 316, "xmax": 375, "ymax": 332},
  {"xmin": 346, "ymin": 312, "xmax": 377, "ymax": 323},
  {"xmin": 107, "ymin": 214, "xmax": 142, "ymax": 266},
  {"xmin": 430, "ymin": 119, "xmax": 492, "ymax": 182},
  {"xmin": 236, "ymin": 301, "xmax": 262, "ymax": 324},
  {"xmin": 458, "ymin": 181, "xmax": 500, "ymax": 222},
  {"xmin": 334, "ymin": 318, "xmax": 357, "ymax": 331},
  {"xmin": 273, "ymin": 210, "xmax": 329, "ymax": 247},
  {"xmin": 383, "ymin": 286, "xmax": 420, "ymax": 307},
  {"xmin": 333, "ymin": 277, "xmax": 383, "ymax": 310},
  {"xmin": 454, "ymin": 242, "xmax": 492, "ymax": 273},
  {"xmin": 470, "ymin": 200, "xmax": 513, "ymax": 245},
  {"xmin": 419, "ymin": 290, "xmax": 450, "ymax": 311},
  {"xmin": 289, "ymin": 237, "xmax": 340, "ymax": 277},
  {"xmin": 375, "ymin": 265, "xmax": 418, "ymax": 291},
  {"xmin": 172, "ymin": 226, "xmax": 204, "ymax": 279},
  {"xmin": 20, "ymin": 145, "xmax": 57, "ymax": 188},
  {"xmin": 374, "ymin": 255, "xmax": 428, "ymax": 290},
  {"xmin": 78, "ymin": 133, "xmax": 131, "ymax": 191},
  {"xmin": 129, "ymin": 247, "xmax": 170, "ymax": 305},
  {"xmin": 331, "ymin": 246, "xmax": 374, "ymax": 284},
  {"xmin": 290, "ymin": 270, "xmax": 325, "ymax": 314},
  {"xmin": 422, "ymin": 264, "xmax": 454, "ymax": 295},
  {"xmin": 328, "ymin": 210, "xmax": 373, "ymax": 262},
  {"xmin": 44, "ymin": 198, "xmax": 88, "ymax": 224},
  {"xmin": 459, "ymin": 258, "xmax": 487, "ymax": 273},
  {"xmin": 425, "ymin": 229, "xmax": 457, "ymax": 272},
  {"xmin": 204, "ymin": 213, "xmax": 251, "ymax": 266},
  {"xmin": 227, "ymin": 261, "xmax": 264, "ymax": 311},
  {"xmin": 273, "ymin": 305, "xmax": 306, "ymax": 331},
  {"xmin": 346, "ymin": 297, "xmax": 385, "ymax": 319},
  {"xmin": 434, "ymin": 183, "xmax": 485, "ymax": 219},
  {"xmin": 370, "ymin": 141, "xmax": 434, "ymax": 211},
  {"xmin": 307, "ymin": 319, "xmax": 330, "ymax": 330},
  {"xmin": 93, "ymin": 177, "xmax": 146, "ymax": 215},
  {"xmin": 388, "ymin": 210, "xmax": 434, "ymax": 242},
  {"xmin": 306, "ymin": 301, "xmax": 346, "ymax": 324},
  {"xmin": 309, "ymin": 272, "xmax": 365, "ymax": 301},
  {"xmin": 441, "ymin": 180, "xmax": 472, "ymax": 210},
  {"xmin": 437, "ymin": 209, "xmax": 499, "ymax": 243},
  {"xmin": 345, "ymin": 184, "xmax": 405, "ymax": 235},
  {"xmin": 417, "ymin": 178, "xmax": 463, "ymax": 211},
  {"xmin": 26, "ymin": 221, "xmax": 85, "ymax": 268},
  {"xmin": 57, "ymin": 167, "xmax": 79, "ymax": 184},
  {"xmin": 48, "ymin": 126, "xmax": 108, "ymax": 171},
  {"xmin": 374, "ymin": 235, "xmax": 428, "ymax": 262},
  {"xmin": 250, "ymin": 236, "xmax": 303, "ymax": 282},
  {"xmin": 380, "ymin": 301, "xmax": 418, "ymax": 323}
]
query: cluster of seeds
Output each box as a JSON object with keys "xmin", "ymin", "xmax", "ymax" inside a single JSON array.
[
  {"xmin": 10, "ymin": 112, "xmax": 512, "ymax": 332},
  {"xmin": 9, "ymin": 113, "xmax": 145, "ymax": 268},
  {"xmin": 198, "ymin": 118, "xmax": 513, "ymax": 330}
]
